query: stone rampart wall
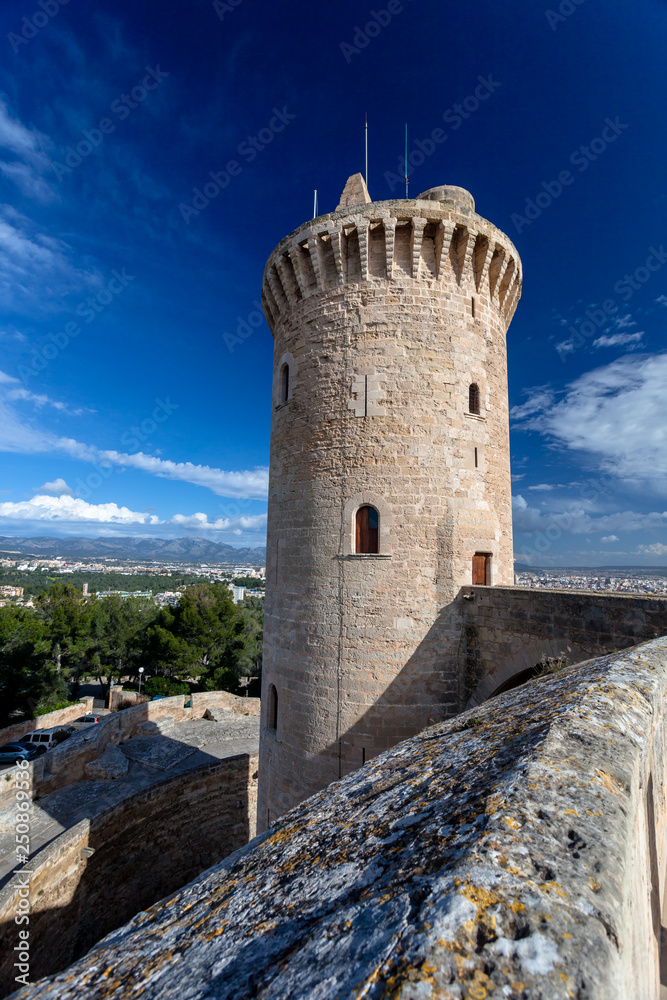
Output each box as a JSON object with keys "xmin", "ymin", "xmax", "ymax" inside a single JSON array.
[
  {"xmin": 12, "ymin": 638, "xmax": 667, "ymax": 999},
  {"xmin": 0, "ymin": 692, "xmax": 260, "ymax": 811},
  {"xmin": 0, "ymin": 699, "xmax": 94, "ymax": 749},
  {"xmin": 460, "ymin": 585, "xmax": 667, "ymax": 707},
  {"xmin": 107, "ymin": 688, "xmax": 150, "ymax": 711},
  {"xmin": 0, "ymin": 752, "xmax": 258, "ymax": 996}
]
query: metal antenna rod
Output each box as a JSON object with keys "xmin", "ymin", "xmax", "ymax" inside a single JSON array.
[
  {"xmin": 404, "ymin": 123, "xmax": 409, "ymax": 198},
  {"xmin": 313, "ymin": 189, "xmax": 318, "ymax": 218},
  {"xmin": 365, "ymin": 113, "xmax": 368, "ymax": 188}
]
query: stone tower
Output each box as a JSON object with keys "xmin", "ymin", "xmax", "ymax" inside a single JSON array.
[{"xmin": 258, "ymin": 175, "xmax": 522, "ymax": 829}]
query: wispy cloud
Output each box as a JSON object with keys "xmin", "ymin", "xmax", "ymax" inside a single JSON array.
[
  {"xmin": 0, "ymin": 204, "xmax": 100, "ymax": 313},
  {"xmin": 0, "ymin": 375, "xmax": 269, "ymax": 499},
  {"xmin": 511, "ymin": 354, "xmax": 667, "ymax": 491},
  {"xmin": 512, "ymin": 494, "xmax": 667, "ymax": 535},
  {"xmin": 0, "ymin": 98, "xmax": 55, "ymax": 203},
  {"xmin": 592, "ymin": 331, "xmax": 643, "ymax": 349}
]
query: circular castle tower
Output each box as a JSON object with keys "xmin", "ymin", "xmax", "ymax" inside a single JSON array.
[{"xmin": 258, "ymin": 174, "xmax": 522, "ymax": 829}]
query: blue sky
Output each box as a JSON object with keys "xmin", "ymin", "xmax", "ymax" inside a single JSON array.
[{"xmin": 0, "ymin": 0, "xmax": 665, "ymax": 566}]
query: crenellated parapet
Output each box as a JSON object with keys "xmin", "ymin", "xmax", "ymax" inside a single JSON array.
[{"xmin": 261, "ymin": 188, "xmax": 522, "ymax": 334}]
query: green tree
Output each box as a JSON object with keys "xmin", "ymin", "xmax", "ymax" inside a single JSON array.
[
  {"xmin": 36, "ymin": 582, "xmax": 94, "ymax": 680},
  {"xmin": 86, "ymin": 595, "xmax": 160, "ymax": 694},
  {"xmin": 158, "ymin": 583, "xmax": 246, "ymax": 688},
  {"xmin": 0, "ymin": 605, "xmax": 64, "ymax": 725}
]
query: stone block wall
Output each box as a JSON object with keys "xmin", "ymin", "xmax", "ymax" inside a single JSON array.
[
  {"xmin": 259, "ymin": 185, "xmax": 522, "ymax": 829},
  {"xmin": 0, "ymin": 752, "xmax": 258, "ymax": 995},
  {"xmin": 13, "ymin": 638, "xmax": 667, "ymax": 1000},
  {"xmin": 461, "ymin": 585, "xmax": 667, "ymax": 707},
  {"xmin": 107, "ymin": 688, "xmax": 150, "ymax": 711}
]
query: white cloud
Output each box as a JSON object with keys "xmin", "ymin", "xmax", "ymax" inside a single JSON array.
[
  {"xmin": 0, "ymin": 100, "xmax": 47, "ymax": 159},
  {"xmin": 509, "ymin": 390, "xmax": 554, "ymax": 420},
  {"xmin": 638, "ymin": 543, "xmax": 667, "ymax": 556},
  {"xmin": 555, "ymin": 311, "xmax": 641, "ymax": 358},
  {"xmin": 0, "ymin": 494, "xmax": 266, "ymax": 536},
  {"xmin": 34, "ymin": 478, "xmax": 73, "ymax": 496},
  {"xmin": 511, "ymin": 355, "xmax": 667, "ymax": 491},
  {"xmin": 601, "ymin": 535, "xmax": 619, "ymax": 543},
  {"xmin": 96, "ymin": 450, "xmax": 269, "ymax": 498},
  {"xmin": 555, "ymin": 338, "xmax": 575, "ymax": 358},
  {"xmin": 592, "ymin": 331, "xmax": 643, "ymax": 349},
  {"xmin": 0, "ymin": 206, "xmax": 99, "ymax": 312},
  {"xmin": 512, "ymin": 494, "xmax": 667, "ymax": 536},
  {"xmin": 168, "ymin": 512, "xmax": 267, "ymax": 531},
  {"xmin": 0, "ymin": 378, "xmax": 268, "ymax": 500},
  {"xmin": 0, "ymin": 494, "xmax": 160, "ymax": 525},
  {"xmin": 5, "ymin": 382, "xmax": 90, "ymax": 416},
  {"xmin": 0, "ymin": 99, "xmax": 54, "ymax": 204},
  {"xmin": 527, "ymin": 484, "xmax": 554, "ymax": 491}
]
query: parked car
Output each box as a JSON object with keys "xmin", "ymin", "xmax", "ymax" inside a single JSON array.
[
  {"xmin": 19, "ymin": 727, "xmax": 74, "ymax": 752},
  {"xmin": 70, "ymin": 715, "xmax": 103, "ymax": 730},
  {"xmin": 0, "ymin": 743, "xmax": 42, "ymax": 766}
]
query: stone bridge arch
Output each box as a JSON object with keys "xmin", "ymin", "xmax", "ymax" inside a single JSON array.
[{"xmin": 464, "ymin": 635, "xmax": 595, "ymax": 709}]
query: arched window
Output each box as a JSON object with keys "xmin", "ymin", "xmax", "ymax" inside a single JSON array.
[
  {"xmin": 267, "ymin": 683, "xmax": 278, "ymax": 730},
  {"xmin": 280, "ymin": 363, "xmax": 290, "ymax": 404},
  {"xmin": 356, "ymin": 505, "xmax": 379, "ymax": 554},
  {"xmin": 468, "ymin": 383, "xmax": 480, "ymax": 415}
]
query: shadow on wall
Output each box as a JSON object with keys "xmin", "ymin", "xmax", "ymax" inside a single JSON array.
[
  {"xmin": 0, "ymin": 720, "xmax": 258, "ymax": 997},
  {"xmin": 319, "ymin": 586, "xmax": 667, "ymax": 786}
]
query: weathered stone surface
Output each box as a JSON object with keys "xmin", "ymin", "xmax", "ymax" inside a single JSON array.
[
  {"xmin": 1, "ymin": 754, "xmax": 258, "ymax": 996},
  {"xmin": 336, "ymin": 171, "xmax": 371, "ymax": 210},
  {"xmin": 13, "ymin": 638, "xmax": 667, "ymax": 999},
  {"xmin": 260, "ymin": 186, "xmax": 522, "ymax": 827},
  {"xmin": 119, "ymin": 735, "xmax": 198, "ymax": 771},
  {"xmin": 84, "ymin": 744, "xmax": 128, "ymax": 780},
  {"xmin": 461, "ymin": 585, "xmax": 667, "ymax": 709}
]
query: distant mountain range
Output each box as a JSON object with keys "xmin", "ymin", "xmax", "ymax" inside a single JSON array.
[{"xmin": 0, "ymin": 535, "xmax": 266, "ymax": 566}]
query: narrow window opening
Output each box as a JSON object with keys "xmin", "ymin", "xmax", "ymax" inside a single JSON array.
[
  {"xmin": 356, "ymin": 505, "xmax": 379, "ymax": 554},
  {"xmin": 280, "ymin": 363, "xmax": 290, "ymax": 404},
  {"xmin": 267, "ymin": 683, "xmax": 278, "ymax": 730},
  {"xmin": 471, "ymin": 296, "xmax": 476, "ymax": 318},
  {"xmin": 472, "ymin": 552, "xmax": 491, "ymax": 586},
  {"xmin": 474, "ymin": 447, "xmax": 478, "ymax": 468},
  {"xmin": 468, "ymin": 383, "xmax": 480, "ymax": 415}
]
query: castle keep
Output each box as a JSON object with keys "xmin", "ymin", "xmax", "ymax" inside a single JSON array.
[{"xmin": 258, "ymin": 176, "xmax": 522, "ymax": 826}]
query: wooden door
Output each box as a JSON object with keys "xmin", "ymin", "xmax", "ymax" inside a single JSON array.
[{"xmin": 472, "ymin": 553, "xmax": 489, "ymax": 585}]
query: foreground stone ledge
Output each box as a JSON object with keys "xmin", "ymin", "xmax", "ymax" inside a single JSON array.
[{"xmin": 12, "ymin": 638, "xmax": 667, "ymax": 999}]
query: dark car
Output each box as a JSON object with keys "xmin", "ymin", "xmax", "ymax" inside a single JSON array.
[{"xmin": 0, "ymin": 743, "xmax": 42, "ymax": 766}]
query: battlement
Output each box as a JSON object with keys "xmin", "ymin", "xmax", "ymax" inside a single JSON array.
[{"xmin": 261, "ymin": 192, "xmax": 522, "ymax": 334}]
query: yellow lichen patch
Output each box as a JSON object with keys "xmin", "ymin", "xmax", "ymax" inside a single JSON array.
[
  {"xmin": 508, "ymin": 899, "xmax": 525, "ymax": 913},
  {"xmin": 594, "ymin": 769, "xmax": 625, "ymax": 797},
  {"xmin": 588, "ymin": 878, "xmax": 601, "ymax": 893},
  {"xmin": 563, "ymin": 932, "xmax": 573, "ymax": 939},
  {"xmin": 541, "ymin": 881, "xmax": 568, "ymax": 900},
  {"xmin": 503, "ymin": 816, "xmax": 521, "ymax": 830},
  {"xmin": 563, "ymin": 809, "xmax": 578, "ymax": 816}
]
